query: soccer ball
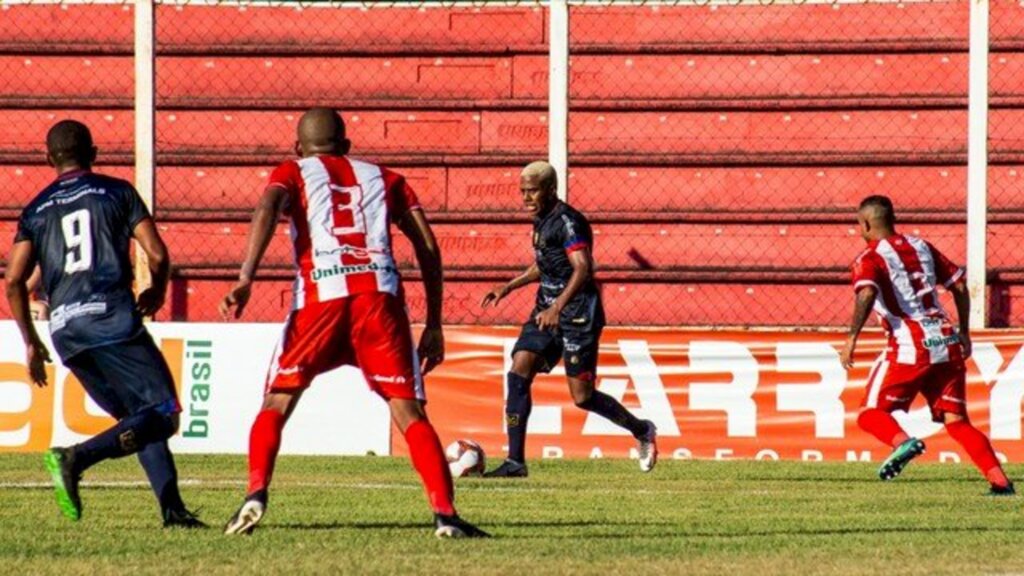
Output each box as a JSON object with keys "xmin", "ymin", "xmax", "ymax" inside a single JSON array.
[{"xmin": 445, "ymin": 439, "xmax": 486, "ymax": 478}]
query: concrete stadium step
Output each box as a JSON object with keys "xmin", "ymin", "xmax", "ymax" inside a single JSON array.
[
  {"xmin": 8, "ymin": 53, "xmax": 1024, "ymax": 110},
  {"xmin": 8, "ymin": 109, "xmax": 1024, "ymax": 165},
  {"xmin": 6, "ymin": 165, "xmax": 1024, "ymax": 222}
]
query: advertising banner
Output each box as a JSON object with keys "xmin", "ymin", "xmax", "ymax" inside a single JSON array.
[
  {"xmin": 4, "ymin": 322, "xmax": 1024, "ymax": 464},
  {"xmin": 0, "ymin": 322, "xmax": 391, "ymax": 456},
  {"xmin": 408, "ymin": 327, "xmax": 1024, "ymax": 464}
]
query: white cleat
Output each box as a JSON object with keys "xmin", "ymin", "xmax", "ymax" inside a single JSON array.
[
  {"xmin": 637, "ymin": 420, "xmax": 658, "ymax": 473},
  {"xmin": 224, "ymin": 497, "xmax": 266, "ymax": 535}
]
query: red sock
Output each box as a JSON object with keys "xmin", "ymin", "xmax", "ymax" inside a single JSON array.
[
  {"xmin": 857, "ymin": 409, "xmax": 909, "ymax": 447},
  {"xmin": 403, "ymin": 419, "xmax": 456, "ymax": 516},
  {"xmin": 946, "ymin": 420, "xmax": 1010, "ymax": 488},
  {"xmin": 248, "ymin": 410, "xmax": 287, "ymax": 494}
]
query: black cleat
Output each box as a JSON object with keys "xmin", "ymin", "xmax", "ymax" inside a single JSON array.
[
  {"xmin": 164, "ymin": 508, "xmax": 208, "ymax": 528},
  {"xmin": 224, "ymin": 489, "xmax": 267, "ymax": 535},
  {"xmin": 43, "ymin": 447, "xmax": 82, "ymax": 521},
  {"xmin": 434, "ymin": 513, "xmax": 491, "ymax": 539},
  {"xmin": 483, "ymin": 459, "xmax": 528, "ymax": 478},
  {"xmin": 989, "ymin": 482, "xmax": 1016, "ymax": 497}
]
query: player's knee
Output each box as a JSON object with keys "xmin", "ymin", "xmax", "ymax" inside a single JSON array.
[
  {"xmin": 570, "ymin": 384, "xmax": 594, "ymax": 407},
  {"xmin": 510, "ymin": 353, "xmax": 537, "ymax": 379},
  {"xmin": 943, "ymin": 412, "xmax": 968, "ymax": 426},
  {"xmin": 855, "ymin": 409, "xmax": 875, "ymax": 429},
  {"xmin": 388, "ymin": 398, "xmax": 427, "ymax": 431},
  {"xmin": 167, "ymin": 413, "xmax": 180, "ymax": 436}
]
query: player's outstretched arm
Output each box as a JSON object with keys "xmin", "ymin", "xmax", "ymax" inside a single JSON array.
[
  {"xmin": 480, "ymin": 263, "xmax": 539, "ymax": 308},
  {"xmin": 398, "ymin": 208, "xmax": 445, "ymax": 374},
  {"xmin": 535, "ymin": 249, "xmax": 591, "ymax": 330},
  {"xmin": 840, "ymin": 285, "xmax": 878, "ymax": 370},
  {"xmin": 949, "ymin": 280, "xmax": 972, "ymax": 358},
  {"xmin": 132, "ymin": 217, "xmax": 170, "ymax": 317},
  {"xmin": 4, "ymin": 240, "xmax": 51, "ymax": 386},
  {"xmin": 220, "ymin": 185, "xmax": 287, "ymax": 320}
]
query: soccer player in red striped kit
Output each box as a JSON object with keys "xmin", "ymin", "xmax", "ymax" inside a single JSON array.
[
  {"xmin": 840, "ymin": 195, "xmax": 1013, "ymax": 494},
  {"xmin": 220, "ymin": 108, "xmax": 489, "ymax": 537}
]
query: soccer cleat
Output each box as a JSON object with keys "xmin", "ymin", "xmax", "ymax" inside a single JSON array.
[
  {"xmin": 989, "ymin": 482, "xmax": 1016, "ymax": 497},
  {"xmin": 43, "ymin": 447, "xmax": 82, "ymax": 521},
  {"xmin": 483, "ymin": 459, "xmax": 528, "ymax": 478},
  {"xmin": 434, "ymin": 513, "xmax": 491, "ymax": 539},
  {"xmin": 223, "ymin": 490, "xmax": 267, "ymax": 535},
  {"xmin": 164, "ymin": 508, "xmax": 208, "ymax": 529},
  {"xmin": 878, "ymin": 437, "xmax": 926, "ymax": 481},
  {"xmin": 637, "ymin": 420, "xmax": 658, "ymax": 473}
]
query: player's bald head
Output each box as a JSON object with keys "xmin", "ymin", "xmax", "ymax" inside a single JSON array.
[
  {"xmin": 521, "ymin": 161, "xmax": 557, "ymax": 192},
  {"xmin": 296, "ymin": 107, "xmax": 350, "ymax": 156},
  {"xmin": 46, "ymin": 119, "xmax": 96, "ymax": 168},
  {"xmin": 858, "ymin": 195, "xmax": 895, "ymax": 228}
]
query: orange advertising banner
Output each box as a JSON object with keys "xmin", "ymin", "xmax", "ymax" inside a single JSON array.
[{"xmin": 400, "ymin": 327, "xmax": 1024, "ymax": 464}]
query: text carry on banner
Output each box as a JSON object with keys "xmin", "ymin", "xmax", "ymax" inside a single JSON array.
[
  {"xmin": 3, "ymin": 322, "xmax": 1023, "ymax": 464},
  {"xmin": 404, "ymin": 328, "xmax": 1024, "ymax": 464}
]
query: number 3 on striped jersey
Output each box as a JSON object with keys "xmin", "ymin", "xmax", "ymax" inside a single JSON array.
[{"xmin": 61, "ymin": 209, "xmax": 93, "ymax": 273}]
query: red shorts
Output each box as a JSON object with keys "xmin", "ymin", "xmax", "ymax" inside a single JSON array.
[
  {"xmin": 862, "ymin": 357, "xmax": 967, "ymax": 422},
  {"xmin": 265, "ymin": 292, "xmax": 423, "ymax": 401}
]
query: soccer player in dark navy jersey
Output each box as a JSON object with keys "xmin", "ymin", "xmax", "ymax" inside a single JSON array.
[
  {"xmin": 4, "ymin": 120, "xmax": 204, "ymax": 527},
  {"xmin": 480, "ymin": 161, "xmax": 657, "ymax": 477}
]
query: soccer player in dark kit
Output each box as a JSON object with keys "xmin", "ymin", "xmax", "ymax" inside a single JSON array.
[
  {"xmin": 5, "ymin": 120, "xmax": 204, "ymax": 527},
  {"xmin": 480, "ymin": 161, "xmax": 657, "ymax": 477}
]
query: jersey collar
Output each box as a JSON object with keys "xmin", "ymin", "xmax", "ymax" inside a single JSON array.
[{"xmin": 55, "ymin": 168, "xmax": 91, "ymax": 181}]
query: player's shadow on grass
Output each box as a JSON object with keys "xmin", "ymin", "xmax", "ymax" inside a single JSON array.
[
  {"xmin": 550, "ymin": 525, "xmax": 1024, "ymax": 541},
  {"xmin": 739, "ymin": 476, "xmax": 981, "ymax": 484},
  {"xmin": 275, "ymin": 519, "xmax": 678, "ymax": 532}
]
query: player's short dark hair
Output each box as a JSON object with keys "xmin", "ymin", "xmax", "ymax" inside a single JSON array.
[
  {"xmin": 46, "ymin": 120, "xmax": 94, "ymax": 165},
  {"xmin": 858, "ymin": 194, "xmax": 895, "ymax": 227}
]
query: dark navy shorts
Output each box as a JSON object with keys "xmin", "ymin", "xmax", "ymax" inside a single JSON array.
[
  {"xmin": 511, "ymin": 322, "xmax": 602, "ymax": 381},
  {"xmin": 64, "ymin": 331, "xmax": 180, "ymax": 420}
]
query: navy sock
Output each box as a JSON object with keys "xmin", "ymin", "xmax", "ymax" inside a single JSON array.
[
  {"xmin": 138, "ymin": 440, "xmax": 186, "ymax": 515},
  {"xmin": 505, "ymin": 372, "xmax": 533, "ymax": 463},
  {"xmin": 577, "ymin": 391, "xmax": 648, "ymax": 438},
  {"xmin": 73, "ymin": 408, "xmax": 177, "ymax": 474}
]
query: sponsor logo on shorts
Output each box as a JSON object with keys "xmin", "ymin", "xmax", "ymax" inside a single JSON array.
[
  {"xmin": 922, "ymin": 333, "xmax": 960, "ymax": 349},
  {"xmin": 941, "ymin": 395, "xmax": 966, "ymax": 405},
  {"xmin": 277, "ymin": 366, "xmax": 302, "ymax": 376},
  {"xmin": 370, "ymin": 374, "xmax": 407, "ymax": 384},
  {"xmin": 884, "ymin": 395, "xmax": 910, "ymax": 403},
  {"xmin": 311, "ymin": 262, "xmax": 398, "ymax": 282},
  {"xmin": 564, "ymin": 342, "xmax": 582, "ymax": 353}
]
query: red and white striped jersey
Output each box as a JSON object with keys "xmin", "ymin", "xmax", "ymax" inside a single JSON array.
[
  {"xmin": 851, "ymin": 234, "xmax": 965, "ymax": 366},
  {"xmin": 267, "ymin": 155, "xmax": 420, "ymax": 310}
]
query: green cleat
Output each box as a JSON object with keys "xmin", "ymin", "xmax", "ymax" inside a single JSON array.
[
  {"xmin": 878, "ymin": 438, "xmax": 925, "ymax": 481},
  {"xmin": 43, "ymin": 447, "xmax": 82, "ymax": 521}
]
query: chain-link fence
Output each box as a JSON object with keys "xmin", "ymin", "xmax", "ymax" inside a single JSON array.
[
  {"xmin": 0, "ymin": 0, "xmax": 136, "ymax": 320},
  {"xmin": 151, "ymin": 0, "xmax": 547, "ymax": 323},
  {"xmin": 568, "ymin": 0, "xmax": 971, "ymax": 326},
  {"xmin": 988, "ymin": 1, "xmax": 1024, "ymax": 327},
  {"xmin": 0, "ymin": 0, "xmax": 1019, "ymax": 328}
]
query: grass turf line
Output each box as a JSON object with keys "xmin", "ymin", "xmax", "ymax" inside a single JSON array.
[{"xmin": 0, "ymin": 454, "xmax": 1022, "ymax": 575}]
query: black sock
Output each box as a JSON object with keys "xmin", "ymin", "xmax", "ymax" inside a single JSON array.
[
  {"xmin": 73, "ymin": 408, "xmax": 177, "ymax": 474},
  {"xmin": 577, "ymin": 391, "xmax": 648, "ymax": 438},
  {"xmin": 138, "ymin": 440, "xmax": 186, "ymax": 515},
  {"xmin": 505, "ymin": 372, "xmax": 533, "ymax": 463}
]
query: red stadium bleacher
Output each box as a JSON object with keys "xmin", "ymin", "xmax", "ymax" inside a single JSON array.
[{"xmin": 4, "ymin": 2, "xmax": 1024, "ymax": 326}]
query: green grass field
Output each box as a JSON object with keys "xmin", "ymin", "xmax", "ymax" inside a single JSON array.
[{"xmin": 1, "ymin": 454, "xmax": 1022, "ymax": 575}]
